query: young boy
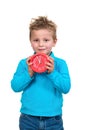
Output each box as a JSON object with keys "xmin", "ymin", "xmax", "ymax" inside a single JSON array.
[{"xmin": 11, "ymin": 16, "xmax": 71, "ymax": 130}]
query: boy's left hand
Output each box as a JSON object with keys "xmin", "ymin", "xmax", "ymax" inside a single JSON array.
[{"xmin": 46, "ymin": 57, "xmax": 54, "ymax": 73}]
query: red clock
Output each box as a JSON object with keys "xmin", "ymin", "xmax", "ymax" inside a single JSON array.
[{"xmin": 30, "ymin": 53, "xmax": 49, "ymax": 73}]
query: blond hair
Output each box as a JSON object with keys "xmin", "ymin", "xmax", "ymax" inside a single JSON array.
[{"xmin": 29, "ymin": 16, "xmax": 57, "ymax": 40}]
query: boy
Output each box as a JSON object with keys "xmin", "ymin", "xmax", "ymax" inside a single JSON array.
[{"xmin": 11, "ymin": 16, "xmax": 71, "ymax": 130}]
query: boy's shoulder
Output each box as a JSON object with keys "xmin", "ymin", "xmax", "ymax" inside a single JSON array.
[
  {"xmin": 51, "ymin": 52, "xmax": 66, "ymax": 63},
  {"xmin": 19, "ymin": 57, "xmax": 27, "ymax": 62},
  {"xmin": 54, "ymin": 57, "xmax": 67, "ymax": 67},
  {"xmin": 18, "ymin": 57, "xmax": 27, "ymax": 66},
  {"xmin": 55, "ymin": 55, "xmax": 65, "ymax": 61}
]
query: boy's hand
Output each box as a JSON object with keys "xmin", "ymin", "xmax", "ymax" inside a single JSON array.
[
  {"xmin": 26, "ymin": 57, "xmax": 34, "ymax": 77},
  {"xmin": 46, "ymin": 57, "xmax": 54, "ymax": 73}
]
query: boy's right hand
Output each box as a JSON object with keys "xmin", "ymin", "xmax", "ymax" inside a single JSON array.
[{"xmin": 26, "ymin": 56, "xmax": 34, "ymax": 77}]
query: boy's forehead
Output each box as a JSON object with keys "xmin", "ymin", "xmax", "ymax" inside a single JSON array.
[
  {"xmin": 31, "ymin": 29, "xmax": 53, "ymax": 33},
  {"xmin": 31, "ymin": 29, "xmax": 53, "ymax": 36}
]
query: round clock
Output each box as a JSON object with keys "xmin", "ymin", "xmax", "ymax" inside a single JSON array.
[{"xmin": 30, "ymin": 53, "xmax": 49, "ymax": 73}]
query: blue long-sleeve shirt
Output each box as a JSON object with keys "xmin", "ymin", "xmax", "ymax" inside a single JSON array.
[{"xmin": 11, "ymin": 52, "xmax": 71, "ymax": 116}]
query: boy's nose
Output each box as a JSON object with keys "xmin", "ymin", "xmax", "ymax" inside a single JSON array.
[{"xmin": 39, "ymin": 41, "xmax": 44, "ymax": 46}]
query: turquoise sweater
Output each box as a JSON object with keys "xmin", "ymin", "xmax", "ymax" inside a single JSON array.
[{"xmin": 11, "ymin": 52, "xmax": 71, "ymax": 116}]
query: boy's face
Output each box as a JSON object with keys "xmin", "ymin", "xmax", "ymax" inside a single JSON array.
[{"xmin": 30, "ymin": 29, "xmax": 57, "ymax": 55}]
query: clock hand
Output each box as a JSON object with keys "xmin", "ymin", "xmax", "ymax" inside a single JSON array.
[
  {"xmin": 36, "ymin": 56, "xmax": 40, "ymax": 64},
  {"xmin": 38, "ymin": 56, "xmax": 42, "ymax": 64}
]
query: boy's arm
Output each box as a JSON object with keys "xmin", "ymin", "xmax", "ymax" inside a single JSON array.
[
  {"xmin": 11, "ymin": 59, "xmax": 34, "ymax": 92},
  {"xmin": 46, "ymin": 60, "xmax": 71, "ymax": 94}
]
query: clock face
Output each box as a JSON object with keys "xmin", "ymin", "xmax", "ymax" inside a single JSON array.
[{"xmin": 30, "ymin": 53, "xmax": 48, "ymax": 73}]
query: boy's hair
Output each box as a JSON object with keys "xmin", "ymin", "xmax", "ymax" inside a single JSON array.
[{"xmin": 29, "ymin": 16, "xmax": 57, "ymax": 40}]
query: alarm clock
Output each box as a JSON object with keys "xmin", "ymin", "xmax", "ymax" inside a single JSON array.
[{"xmin": 30, "ymin": 53, "xmax": 49, "ymax": 73}]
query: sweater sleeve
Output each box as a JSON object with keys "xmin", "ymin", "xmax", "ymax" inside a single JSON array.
[
  {"xmin": 46, "ymin": 59, "xmax": 71, "ymax": 94},
  {"xmin": 11, "ymin": 59, "xmax": 34, "ymax": 92}
]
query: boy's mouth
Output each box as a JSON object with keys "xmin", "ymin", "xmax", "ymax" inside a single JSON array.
[{"xmin": 38, "ymin": 48, "xmax": 46, "ymax": 52}]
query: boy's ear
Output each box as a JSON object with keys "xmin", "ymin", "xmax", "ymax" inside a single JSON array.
[{"xmin": 53, "ymin": 39, "xmax": 57, "ymax": 46}]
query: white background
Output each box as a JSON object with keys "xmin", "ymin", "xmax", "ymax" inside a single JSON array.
[{"xmin": 0, "ymin": 0, "xmax": 87, "ymax": 129}]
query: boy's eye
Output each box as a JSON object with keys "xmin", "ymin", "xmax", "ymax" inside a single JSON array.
[
  {"xmin": 34, "ymin": 39, "xmax": 39, "ymax": 42},
  {"xmin": 44, "ymin": 39, "xmax": 49, "ymax": 42}
]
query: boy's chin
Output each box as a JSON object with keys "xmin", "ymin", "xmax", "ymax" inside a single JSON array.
[
  {"xmin": 37, "ymin": 52, "xmax": 51, "ymax": 56},
  {"xmin": 36, "ymin": 51, "xmax": 50, "ymax": 55},
  {"xmin": 36, "ymin": 51, "xmax": 46, "ymax": 54}
]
